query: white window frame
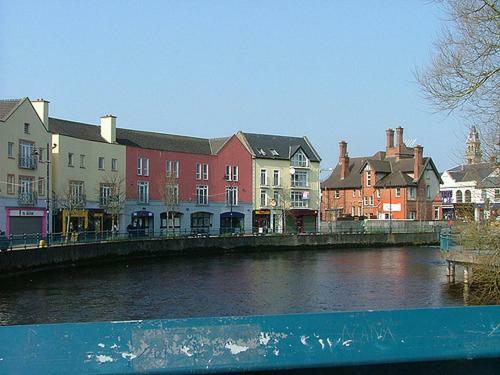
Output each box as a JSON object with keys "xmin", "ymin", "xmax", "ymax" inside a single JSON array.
[
  {"xmin": 273, "ymin": 169, "xmax": 280, "ymax": 187},
  {"xmin": 225, "ymin": 165, "xmax": 232, "ymax": 181},
  {"xmin": 137, "ymin": 157, "xmax": 143, "ymax": 176},
  {"xmin": 196, "ymin": 162, "xmax": 202, "ymax": 180},
  {"xmin": 202, "ymin": 163, "xmax": 209, "ymax": 180},
  {"xmin": 7, "ymin": 142, "xmax": 14, "ymax": 158},
  {"xmin": 260, "ymin": 169, "xmax": 268, "ymax": 186},
  {"xmin": 260, "ymin": 190, "xmax": 268, "ymax": 206},
  {"xmin": 137, "ymin": 181, "xmax": 149, "ymax": 203},
  {"xmin": 111, "ymin": 158, "xmax": 118, "ymax": 171},
  {"xmin": 232, "ymin": 166, "xmax": 238, "ymax": 181},
  {"xmin": 291, "ymin": 149, "xmax": 309, "ymax": 167},
  {"xmin": 366, "ymin": 171, "xmax": 372, "ymax": 187},
  {"xmin": 196, "ymin": 185, "xmax": 208, "ymax": 205},
  {"xmin": 225, "ymin": 186, "xmax": 238, "ymax": 206}
]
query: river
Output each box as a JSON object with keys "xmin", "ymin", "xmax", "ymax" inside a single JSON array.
[{"xmin": 0, "ymin": 246, "xmax": 465, "ymax": 325}]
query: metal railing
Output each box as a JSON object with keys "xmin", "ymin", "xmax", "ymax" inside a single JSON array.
[
  {"xmin": 17, "ymin": 191, "xmax": 38, "ymax": 206},
  {"xmin": 0, "ymin": 224, "xmax": 440, "ymax": 251},
  {"xmin": 18, "ymin": 155, "xmax": 38, "ymax": 169}
]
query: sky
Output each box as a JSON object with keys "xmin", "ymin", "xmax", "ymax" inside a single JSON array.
[{"xmin": 0, "ymin": 0, "xmax": 468, "ymax": 173}]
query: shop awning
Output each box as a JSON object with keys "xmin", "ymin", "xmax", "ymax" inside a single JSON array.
[{"xmin": 220, "ymin": 211, "xmax": 245, "ymax": 219}]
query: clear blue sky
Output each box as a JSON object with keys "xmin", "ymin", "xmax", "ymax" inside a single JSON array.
[{"xmin": 0, "ymin": 0, "xmax": 467, "ymax": 172}]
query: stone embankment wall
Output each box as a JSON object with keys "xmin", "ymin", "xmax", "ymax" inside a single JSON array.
[{"xmin": 0, "ymin": 232, "xmax": 438, "ymax": 275}]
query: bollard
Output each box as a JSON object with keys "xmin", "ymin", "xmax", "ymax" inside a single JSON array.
[{"xmin": 39, "ymin": 239, "xmax": 46, "ymax": 248}]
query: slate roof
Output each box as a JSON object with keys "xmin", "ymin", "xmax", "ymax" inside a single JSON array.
[
  {"xmin": 446, "ymin": 163, "xmax": 496, "ymax": 183},
  {"xmin": 49, "ymin": 117, "xmax": 107, "ymax": 142},
  {"xmin": 322, "ymin": 153, "xmax": 439, "ymax": 189},
  {"xmin": 0, "ymin": 98, "xmax": 25, "ymax": 122},
  {"xmin": 209, "ymin": 137, "xmax": 230, "ymax": 154},
  {"xmin": 478, "ymin": 176, "xmax": 500, "ymax": 189},
  {"xmin": 240, "ymin": 132, "xmax": 321, "ymax": 162}
]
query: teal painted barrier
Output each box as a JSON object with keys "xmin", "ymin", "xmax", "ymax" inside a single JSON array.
[{"xmin": 0, "ymin": 306, "xmax": 499, "ymax": 374}]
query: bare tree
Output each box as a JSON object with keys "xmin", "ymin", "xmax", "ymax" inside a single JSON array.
[
  {"xmin": 53, "ymin": 181, "xmax": 86, "ymax": 240},
  {"xmin": 99, "ymin": 174, "xmax": 126, "ymax": 234},
  {"xmin": 416, "ymin": 0, "xmax": 500, "ymax": 161},
  {"xmin": 158, "ymin": 172, "xmax": 179, "ymax": 236}
]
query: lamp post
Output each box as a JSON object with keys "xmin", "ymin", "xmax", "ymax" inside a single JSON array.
[
  {"xmin": 318, "ymin": 168, "xmax": 333, "ymax": 233},
  {"xmin": 35, "ymin": 143, "xmax": 52, "ymax": 245}
]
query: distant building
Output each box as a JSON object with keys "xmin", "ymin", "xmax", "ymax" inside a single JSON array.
[
  {"xmin": 0, "ymin": 98, "xmax": 52, "ymax": 237},
  {"xmin": 321, "ymin": 127, "xmax": 442, "ymax": 221},
  {"xmin": 237, "ymin": 132, "xmax": 321, "ymax": 233},
  {"xmin": 440, "ymin": 127, "xmax": 499, "ymax": 221}
]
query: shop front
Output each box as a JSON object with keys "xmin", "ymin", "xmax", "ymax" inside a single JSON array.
[
  {"xmin": 5, "ymin": 207, "xmax": 47, "ymax": 237},
  {"xmin": 253, "ymin": 209, "xmax": 271, "ymax": 233},
  {"xmin": 287, "ymin": 209, "xmax": 318, "ymax": 233},
  {"xmin": 220, "ymin": 211, "xmax": 244, "ymax": 233},
  {"xmin": 160, "ymin": 211, "xmax": 183, "ymax": 235},
  {"xmin": 131, "ymin": 210, "xmax": 154, "ymax": 236},
  {"xmin": 190, "ymin": 212, "xmax": 212, "ymax": 234}
]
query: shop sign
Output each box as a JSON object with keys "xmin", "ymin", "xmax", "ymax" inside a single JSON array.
[
  {"xmin": 255, "ymin": 210, "xmax": 271, "ymax": 215},
  {"xmin": 383, "ymin": 203, "xmax": 401, "ymax": 212},
  {"xmin": 9, "ymin": 210, "xmax": 44, "ymax": 217}
]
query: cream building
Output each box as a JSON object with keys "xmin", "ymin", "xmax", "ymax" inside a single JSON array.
[
  {"xmin": 48, "ymin": 111, "xmax": 126, "ymax": 234},
  {"xmin": 237, "ymin": 132, "xmax": 321, "ymax": 233},
  {"xmin": 0, "ymin": 98, "xmax": 52, "ymax": 237}
]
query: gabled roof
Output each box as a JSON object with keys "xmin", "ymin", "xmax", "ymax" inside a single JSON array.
[
  {"xmin": 362, "ymin": 159, "xmax": 392, "ymax": 173},
  {"xmin": 321, "ymin": 157, "xmax": 367, "ymax": 189},
  {"xmin": 478, "ymin": 176, "xmax": 500, "ymax": 189},
  {"xmin": 209, "ymin": 137, "xmax": 230, "ymax": 154},
  {"xmin": 446, "ymin": 163, "xmax": 496, "ymax": 183},
  {"xmin": 0, "ymin": 98, "xmax": 25, "ymax": 122},
  {"xmin": 49, "ymin": 117, "xmax": 107, "ymax": 142},
  {"xmin": 116, "ymin": 128, "xmax": 212, "ymax": 154},
  {"xmin": 239, "ymin": 132, "xmax": 321, "ymax": 162}
]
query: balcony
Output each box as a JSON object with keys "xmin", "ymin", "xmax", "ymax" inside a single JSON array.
[
  {"xmin": 18, "ymin": 155, "xmax": 38, "ymax": 170},
  {"xmin": 17, "ymin": 191, "xmax": 38, "ymax": 206}
]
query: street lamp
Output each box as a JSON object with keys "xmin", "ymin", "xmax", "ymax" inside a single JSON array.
[{"xmin": 34, "ymin": 143, "xmax": 54, "ymax": 245}]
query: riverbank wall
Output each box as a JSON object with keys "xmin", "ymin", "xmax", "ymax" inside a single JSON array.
[{"xmin": 0, "ymin": 232, "xmax": 438, "ymax": 275}]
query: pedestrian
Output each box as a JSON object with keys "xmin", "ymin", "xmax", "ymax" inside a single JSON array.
[{"xmin": 126, "ymin": 223, "xmax": 133, "ymax": 239}]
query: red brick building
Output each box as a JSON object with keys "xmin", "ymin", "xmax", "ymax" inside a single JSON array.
[{"xmin": 321, "ymin": 127, "xmax": 442, "ymax": 221}]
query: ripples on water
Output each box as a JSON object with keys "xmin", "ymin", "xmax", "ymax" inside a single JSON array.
[{"xmin": 0, "ymin": 246, "xmax": 465, "ymax": 325}]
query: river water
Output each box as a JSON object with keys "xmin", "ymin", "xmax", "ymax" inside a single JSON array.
[{"xmin": 0, "ymin": 246, "xmax": 465, "ymax": 326}]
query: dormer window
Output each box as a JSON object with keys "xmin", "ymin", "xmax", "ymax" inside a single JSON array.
[
  {"xmin": 270, "ymin": 149, "xmax": 279, "ymax": 156},
  {"xmin": 258, "ymin": 148, "xmax": 266, "ymax": 156},
  {"xmin": 291, "ymin": 149, "xmax": 309, "ymax": 167}
]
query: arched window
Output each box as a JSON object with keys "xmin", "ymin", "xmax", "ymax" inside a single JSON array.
[
  {"xmin": 464, "ymin": 190, "xmax": 472, "ymax": 203},
  {"xmin": 456, "ymin": 190, "xmax": 463, "ymax": 203}
]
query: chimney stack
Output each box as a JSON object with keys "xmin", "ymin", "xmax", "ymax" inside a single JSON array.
[
  {"xmin": 100, "ymin": 114, "xmax": 116, "ymax": 143},
  {"xmin": 31, "ymin": 99, "xmax": 49, "ymax": 125},
  {"xmin": 386, "ymin": 128, "xmax": 394, "ymax": 149},
  {"xmin": 339, "ymin": 141, "xmax": 349, "ymax": 180},
  {"xmin": 414, "ymin": 145, "xmax": 423, "ymax": 180},
  {"xmin": 396, "ymin": 126, "xmax": 404, "ymax": 147}
]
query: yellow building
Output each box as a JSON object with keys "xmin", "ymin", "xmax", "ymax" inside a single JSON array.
[
  {"xmin": 0, "ymin": 98, "xmax": 52, "ymax": 237},
  {"xmin": 47, "ymin": 109, "xmax": 126, "ymax": 235},
  {"xmin": 237, "ymin": 132, "xmax": 321, "ymax": 233}
]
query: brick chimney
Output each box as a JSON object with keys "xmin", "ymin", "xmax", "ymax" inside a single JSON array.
[
  {"xmin": 414, "ymin": 145, "xmax": 423, "ymax": 180},
  {"xmin": 386, "ymin": 128, "xmax": 394, "ymax": 149},
  {"xmin": 396, "ymin": 126, "xmax": 404, "ymax": 147},
  {"xmin": 100, "ymin": 114, "xmax": 116, "ymax": 143},
  {"xmin": 339, "ymin": 141, "xmax": 349, "ymax": 180}
]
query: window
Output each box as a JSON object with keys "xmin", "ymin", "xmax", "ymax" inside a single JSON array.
[
  {"xmin": 80, "ymin": 154, "xmax": 86, "ymax": 168},
  {"xmin": 225, "ymin": 165, "xmax": 232, "ymax": 181},
  {"xmin": 202, "ymin": 163, "xmax": 208, "ymax": 180},
  {"xmin": 111, "ymin": 158, "xmax": 118, "ymax": 171},
  {"xmin": 38, "ymin": 177, "xmax": 45, "ymax": 196},
  {"xmin": 19, "ymin": 142, "xmax": 35, "ymax": 169},
  {"xmin": 165, "ymin": 184, "xmax": 179, "ymax": 204},
  {"xmin": 376, "ymin": 189, "xmax": 381, "ymax": 198},
  {"xmin": 166, "ymin": 160, "xmax": 179, "ymax": 178},
  {"xmin": 137, "ymin": 157, "xmax": 149, "ymax": 176},
  {"xmin": 270, "ymin": 149, "xmax": 279, "ymax": 156},
  {"xmin": 232, "ymin": 166, "xmax": 238, "ymax": 181},
  {"xmin": 408, "ymin": 187, "xmax": 416, "ymax": 199},
  {"xmin": 426, "ymin": 185, "xmax": 431, "ymax": 199},
  {"xmin": 408, "ymin": 211, "xmax": 416, "ymax": 220},
  {"xmin": 366, "ymin": 171, "xmax": 372, "ymax": 187},
  {"xmin": 24, "ymin": 123, "xmax": 30, "ymax": 134},
  {"xmin": 351, "ymin": 206, "xmax": 355, "ymax": 216},
  {"xmin": 369, "ymin": 195, "xmax": 374, "ymax": 206},
  {"xmin": 434, "ymin": 207, "xmax": 440, "ymax": 220},
  {"xmin": 456, "ymin": 190, "xmax": 463, "ymax": 203},
  {"xmin": 8, "ymin": 142, "xmax": 14, "ymax": 158},
  {"xmin": 260, "ymin": 190, "xmax": 268, "ymax": 206},
  {"xmin": 395, "ymin": 187, "xmax": 401, "ymax": 197},
  {"xmin": 7, "ymin": 174, "xmax": 15, "ymax": 194},
  {"xmin": 138, "ymin": 181, "xmax": 149, "ymax": 203},
  {"xmin": 495, "ymin": 189, "xmax": 500, "ymax": 200},
  {"xmin": 291, "ymin": 171, "xmax": 309, "ymax": 187},
  {"xmin": 196, "ymin": 185, "xmax": 208, "ymax": 205},
  {"xmin": 273, "ymin": 170, "xmax": 280, "ymax": 186},
  {"xmin": 363, "ymin": 196, "xmax": 368, "ymax": 205},
  {"xmin": 69, "ymin": 181, "xmax": 85, "ymax": 206},
  {"xmin": 273, "ymin": 190, "xmax": 280, "ymax": 206},
  {"xmin": 258, "ymin": 148, "xmax": 266, "ymax": 156},
  {"xmin": 464, "ymin": 190, "xmax": 471, "ymax": 203},
  {"xmin": 225, "ymin": 186, "xmax": 238, "ymax": 206},
  {"xmin": 19, "ymin": 177, "xmax": 34, "ymax": 199},
  {"xmin": 100, "ymin": 184, "xmax": 112, "ymax": 206},
  {"xmin": 291, "ymin": 149, "xmax": 309, "ymax": 167},
  {"xmin": 68, "ymin": 152, "xmax": 74, "ymax": 167},
  {"xmin": 334, "ymin": 190, "xmax": 340, "ymax": 199},
  {"xmin": 196, "ymin": 163, "xmax": 202, "ymax": 180},
  {"xmin": 98, "ymin": 157, "xmax": 105, "ymax": 170},
  {"xmin": 291, "ymin": 191, "xmax": 309, "ymax": 208},
  {"xmin": 352, "ymin": 190, "xmax": 356, "ymax": 197},
  {"xmin": 260, "ymin": 169, "xmax": 268, "ymax": 186}
]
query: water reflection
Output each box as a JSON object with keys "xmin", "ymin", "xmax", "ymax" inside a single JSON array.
[{"xmin": 0, "ymin": 246, "xmax": 466, "ymax": 326}]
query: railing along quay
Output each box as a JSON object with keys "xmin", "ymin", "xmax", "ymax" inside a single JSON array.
[{"xmin": 0, "ymin": 306, "xmax": 498, "ymax": 374}]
